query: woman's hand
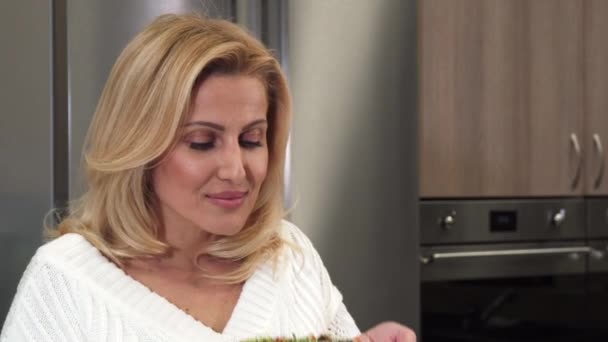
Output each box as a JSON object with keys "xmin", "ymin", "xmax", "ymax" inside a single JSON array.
[{"xmin": 355, "ymin": 321, "xmax": 416, "ymax": 342}]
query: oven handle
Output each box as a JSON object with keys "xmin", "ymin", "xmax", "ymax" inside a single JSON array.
[{"xmin": 420, "ymin": 246, "xmax": 593, "ymax": 264}]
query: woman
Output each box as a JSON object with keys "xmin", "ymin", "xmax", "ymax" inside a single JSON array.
[{"xmin": 0, "ymin": 14, "xmax": 415, "ymax": 341}]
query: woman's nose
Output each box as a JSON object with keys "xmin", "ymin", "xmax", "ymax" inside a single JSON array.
[{"xmin": 217, "ymin": 143, "xmax": 246, "ymax": 183}]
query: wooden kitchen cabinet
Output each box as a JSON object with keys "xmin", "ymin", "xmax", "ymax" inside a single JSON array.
[
  {"xmin": 584, "ymin": 0, "xmax": 608, "ymax": 195},
  {"xmin": 419, "ymin": 0, "xmax": 585, "ymax": 198}
]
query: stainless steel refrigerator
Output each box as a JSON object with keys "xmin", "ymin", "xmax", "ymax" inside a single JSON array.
[{"xmin": 0, "ymin": 0, "xmax": 419, "ymax": 334}]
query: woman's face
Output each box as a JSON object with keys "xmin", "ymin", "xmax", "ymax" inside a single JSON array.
[{"xmin": 152, "ymin": 74, "xmax": 269, "ymax": 237}]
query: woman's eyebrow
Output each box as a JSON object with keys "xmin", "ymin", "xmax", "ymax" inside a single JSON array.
[
  {"xmin": 242, "ymin": 119, "xmax": 267, "ymax": 131},
  {"xmin": 184, "ymin": 119, "xmax": 267, "ymax": 131},
  {"xmin": 184, "ymin": 121, "xmax": 224, "ymax": 131}
]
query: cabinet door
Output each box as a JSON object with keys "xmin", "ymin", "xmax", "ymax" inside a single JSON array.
[
  {"xmin": 584, "ymin": 0, "xmax": 608, "ymax": 195},
  {"xmin": 420, "ymin": 0, "xmax": 584, "ymax": 198}
]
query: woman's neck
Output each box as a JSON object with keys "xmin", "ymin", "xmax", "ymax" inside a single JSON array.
[{"xmin": 133, "ymin": 225, "xmax": 241, "ymax": 284}]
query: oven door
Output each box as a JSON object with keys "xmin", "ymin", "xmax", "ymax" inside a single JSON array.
[{"xmin": 420, "ymin": 242, "xmax": 608, "ymax": 342}]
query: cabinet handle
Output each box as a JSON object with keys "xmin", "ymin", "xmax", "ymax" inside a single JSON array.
[
  {"xmin": 570, "ymin": 133, "xmax": 582, "ymax": 188},
  {"xmin": 593, "ymin": 134, "xmax": 605, "ymax": 189},
  {"xmin": 420, "ymin": 246, "xmax": 592, "ymax": 264}
]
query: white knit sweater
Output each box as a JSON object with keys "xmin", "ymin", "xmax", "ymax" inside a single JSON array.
[{"xmin": 0, "ymin": 220, "xmax": 360, "ymax": 341}]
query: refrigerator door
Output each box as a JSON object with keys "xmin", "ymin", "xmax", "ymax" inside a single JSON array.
[
  {"xmin": 286, "ymin": 0, "xmax": 419, "ymax": 333},
  {"xmin": 0, "ymin": 1, "xmax": 53, "ymax": 325}
]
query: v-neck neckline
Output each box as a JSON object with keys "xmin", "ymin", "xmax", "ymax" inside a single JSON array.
[
  {"xmin": 54, "ymin": 233, "xmax": 280, "ymax": 341},
  {"xmin": 222, "ymin": 261, "xmax": 278, "ymax": 337}
]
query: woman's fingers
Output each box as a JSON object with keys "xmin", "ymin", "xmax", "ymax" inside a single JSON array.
[{"xmin": 359, "ymin": 321, "xmax": 416, "ymax": 342}]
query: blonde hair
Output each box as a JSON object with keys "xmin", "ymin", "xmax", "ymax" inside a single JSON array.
[{"xmin": 50, "ymin": 14, "xmax": 292, "ymax": 284}]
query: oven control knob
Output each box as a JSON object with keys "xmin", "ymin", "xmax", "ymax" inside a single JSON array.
[
  {"xmin": 439, "ymin": 211, "xmax": 456, "ymax": 230},
  {"xmin": 550, "ymin": 208, "xmax": 566, "ymax": 227}
]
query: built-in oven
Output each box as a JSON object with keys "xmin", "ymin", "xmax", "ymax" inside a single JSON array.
[{"xmin": 420, "ymin": 199, "xmax": 608, "ymax": 342}]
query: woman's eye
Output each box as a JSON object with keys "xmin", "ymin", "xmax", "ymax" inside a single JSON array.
[
  {"xmin": 239, "ymin": 140, "xmax": 263, "ymax": 149},
  {"xmin": 185, "ymin": 131, "xmax": 215, "ymax": 151},
  {"xmin": 189, "ymin": 141, "xmax": 214, "ymax": 151},
  {"xmin": 240, "ymin": 130, "xmax": 264, "ymax": 149}
]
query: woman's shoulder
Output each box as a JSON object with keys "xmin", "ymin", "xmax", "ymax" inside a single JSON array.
[
  {"xmin": 279, "ymin": 219, "xmax": 317, "ymax": 256},
  {"xmin": 279, "ymin": 219, "xmax": 307, "ymax": 242},
  {"xmin": 9, "ymin": 233, "xmax": 104, "ymax": 310},
  {"xmin": 35, "ymin": 232, "xmax": 97, "ymax": 264},
  {"xmin": 26, "ymin": 232, "xmax": 109, "ymax": 284},
  {"xmin": 277, "ymin": 219, "xmax": 326, "ymax": 274}
]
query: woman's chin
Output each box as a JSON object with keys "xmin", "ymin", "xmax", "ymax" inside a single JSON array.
[{"xmin": 200, "ymin": 219, "xmax": 247, "ymax": 237}]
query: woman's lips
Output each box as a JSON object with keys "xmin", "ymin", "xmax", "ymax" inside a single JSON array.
[{"xmin": 206, "ymin": 191, "xmax": 248, "ymax": 209}]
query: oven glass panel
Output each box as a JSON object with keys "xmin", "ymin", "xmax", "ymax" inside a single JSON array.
[{"xmin": 422, "ymin": 274, "xmax": 608, "ymax": 342}]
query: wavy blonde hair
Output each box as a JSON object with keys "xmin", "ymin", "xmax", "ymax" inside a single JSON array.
[{"xmin": 50, "ymin": 14, "xmax": 291, "ymax": 284}]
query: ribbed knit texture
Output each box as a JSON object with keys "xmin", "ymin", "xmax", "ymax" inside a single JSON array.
[{"xmin": 0, "ymin": 220, "xmax": 360, "ymax": 341}]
